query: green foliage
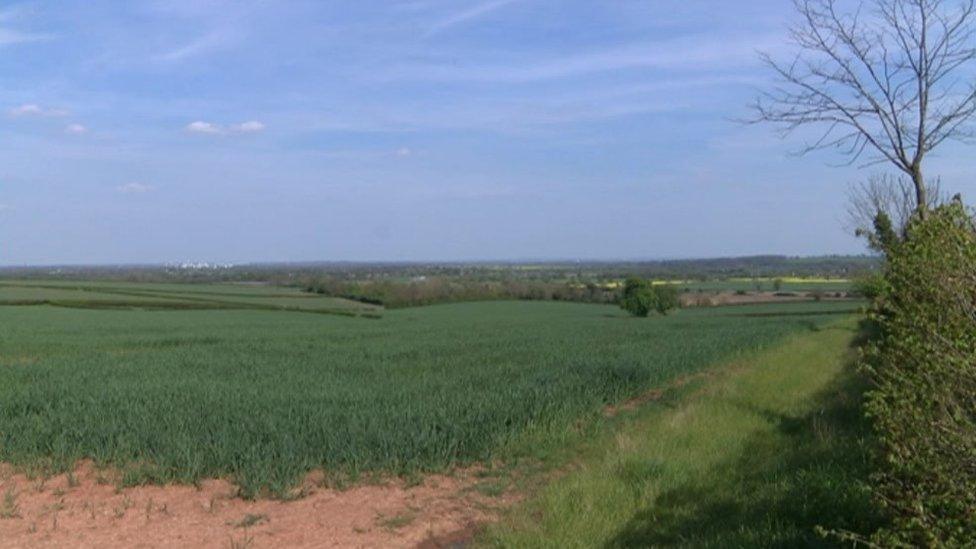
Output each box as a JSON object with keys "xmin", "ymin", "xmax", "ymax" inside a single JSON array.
[
  {"xmin": 619, "ymin": 278, "xmax": 655, "ymax": 317},
  {"xmin": 653, "ymin": 284, "xmax": 679, "ymax": 315},
  {"xmin": 857, "ymin": 210, "xmax": 901, "ymax": 254},
  {"xmin": 863, "ymin": 202, "xmax": 976, "ymax": 546},
  {"xmin": 305, "ymin": 277, "xmax": 618, "ymax": 309},
  {"xmin": 0, "ymin": 297, "xmax": 849, "ymax": 497},
  {"xmin": 619, "ymin": 278, "xmax": 680, "ymax": 317},
  {"xmin": 850, "ymin": 272, "xmax": 889, "ymax": 301}
]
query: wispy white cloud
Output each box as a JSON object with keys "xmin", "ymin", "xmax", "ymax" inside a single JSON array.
[
  {"xmin": 388, "ymin": 34, "xmax": 779, "ymax": 83},
  {"xmin": 117, "ymin": 182, "xmax": 155, "ymax": 194},
  {"xmin": 186, "ymin": 120, "xmax": 265, "ymax": 135},
  {"xmin": 185, "ymin": 120, "xmax": 223, "ymax": 134},
  {"xmin": 8, "ymin": 103, "xmax": 68, "ymax": 117},
  {"xmin": 427, "ymin": 0, "xmax": 521, "ymax": 35},
  {"xmin": 230, "ymin": 120, "xmax": 265, "ymax": 133},
  {"xmin": 155, "ymin": 28, "xmax": 240, "ymax": 62},
  {"xmin": 395, "ymin": 147, "xmax": 413, "ymax": 157},
  {"xmin": 64, "ymin": 123, "xmax": 88, "ymax": 135},
  {"xmin": 0, "ymin": 6, "xmax": 53, "ymax": 46},
  {"xmin": 0, "ymin": 28, "xmax": 50, "ymax": 45}
]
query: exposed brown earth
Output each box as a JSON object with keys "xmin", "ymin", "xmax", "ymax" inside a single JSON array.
[{"xmin": 0, "ymin": 462, "xmax": 515, "ymax": 548}]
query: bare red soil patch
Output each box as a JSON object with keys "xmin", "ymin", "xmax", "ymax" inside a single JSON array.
[{"xmin": 0, "ymin": 462, "xmax": 514, "ymax": 548}]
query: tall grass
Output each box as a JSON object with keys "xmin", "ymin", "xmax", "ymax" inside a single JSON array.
[
  {"xmin": 0, "ymin": 299, "xmax": 853, "ymax": 497},
  {"xmin": 481, "ymin": 318, "xmax": 881, "ymax": 547}
]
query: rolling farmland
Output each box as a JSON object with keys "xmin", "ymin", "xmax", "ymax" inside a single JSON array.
[{"xmin": 0, "ymin": 283, "xmax": 859, "ymax": 497}]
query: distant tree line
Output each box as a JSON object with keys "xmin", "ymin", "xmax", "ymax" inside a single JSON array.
[
  {"xmin": 301, "ymin": 277, "xmax": 619, "ymax": 309},
  {"xmin": 0, "ymin": 255, "xmax": 881, "ymax": 286}
]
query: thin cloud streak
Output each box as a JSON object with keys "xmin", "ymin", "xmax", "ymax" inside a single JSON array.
[
  {"xmin": 8, "ymin": 103, "xmax": 68, "ymax": 117},
  {"xmin": 186, "ymin": 120, "xmax": 266, "ymax": 135},
  {"xmin": 155, "ymin": 28, "xmax": 240, "ymax": 62},
  {"xmin": 385, "ymin": 34, "xmax": 782, "ymax": 83},
  {"xmin": 0, "ymin": 28, "xmax": 51, "ymax": 45},
  {"xmin": 117, "ymin": 182, "xmax": 155, "ymax": 194},
  {"xmin": 426, "ymin": 0, "xmax": 522, "ymax": 35}
]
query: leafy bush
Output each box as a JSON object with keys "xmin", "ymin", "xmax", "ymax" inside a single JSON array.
[
  {"xmin": 619, "ymin": 278, "xmax": 679, "ymax": 317},
  {"xmin": 850, "ymin": 272, "xmax": 889, "ymax": 300},
  {"xmin": 863, "ymin": 202, "xmax": 976, "ymax": 546}
]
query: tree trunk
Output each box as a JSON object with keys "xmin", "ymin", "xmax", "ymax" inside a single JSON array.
[{"xmin": 911, "ymin": 165, "xmax": 928, "ymax": 219}]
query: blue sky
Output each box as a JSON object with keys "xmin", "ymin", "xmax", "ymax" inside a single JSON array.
[{"xmin": 0, "ymin": 0, "xmax": 973, "ymax": 265}]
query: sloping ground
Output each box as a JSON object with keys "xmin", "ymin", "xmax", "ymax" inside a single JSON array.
[
  {"xmin": 0, "ymin": 281, "xmax": 379, "ymax": 316},
  {"xmin": 0, "ymin": 305, "xmax": 874, "ymax": 548},
  {"xmin": 0, "ymin": 302, "xmax": 853, "ymax": 498},
  {"xmin": 480, "ymin": 318, "xmax": 881, "ymax": 548}
]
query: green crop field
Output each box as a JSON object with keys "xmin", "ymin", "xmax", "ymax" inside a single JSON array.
[
  {"xmin": 0, "ymin": 281, "xmax": 379, "ymax": 315},
  {"xmin": 0, "ymin": 286, "xmax": 861, "ymax": 497}
]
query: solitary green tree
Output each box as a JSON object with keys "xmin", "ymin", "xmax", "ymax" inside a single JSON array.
[{"xmin": 619, "ymin": 278, "xmax": 679, "ymax": 317}]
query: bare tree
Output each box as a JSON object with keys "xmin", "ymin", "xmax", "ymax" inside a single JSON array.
[
  {"xmin": 847, "ymin": 173, "xmax": 945, "ymax": 246},
  {"xmin": 753, "ymin": 0, "xmax": 976, "ymax": 217}
]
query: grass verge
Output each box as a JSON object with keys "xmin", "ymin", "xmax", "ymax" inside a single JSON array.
[{"xmin": 479, "ymin": 317, "xmax": 883, "ymax": 548}]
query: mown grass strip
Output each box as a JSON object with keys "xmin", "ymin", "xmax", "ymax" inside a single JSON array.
[{"xmin": 480, "ymin": 317, "xmax": 882, "ymax": 548}]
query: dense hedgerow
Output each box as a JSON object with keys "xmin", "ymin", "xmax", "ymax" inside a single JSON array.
[
  {"xmin": 304, "ymin": 277, "xmax": 620, "ymax": 308},
  {"xmin": 863, "ymin": 202, "xmax": 976, "ymax": 546}
]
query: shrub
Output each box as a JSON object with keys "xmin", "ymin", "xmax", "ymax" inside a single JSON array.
[
  {"xmin": 619, "ymin": 279, "xmax": 679, "ymax": 317},
  {"xmin": 863, "ymin": 202, "xmax": 976, "ymax": 546},
  {"xmin": 851, "ymin": 272, "xmax": 889, "ymax": 300},
  {"xmin": 619, "ymin": 278, "xmax": 654, "ymax": 317},
  {"xmin": 652, "ymin": 284, "xmax": 679, "ymax": 315}
]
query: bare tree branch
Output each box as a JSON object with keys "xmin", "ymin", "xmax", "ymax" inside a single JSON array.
[
  {"xmin": 752, "ymin": 0, "xmax": 976, "ymax": 216},
  {"xmin": 846, "ymin": 172, "xmax": 947, "ymax": 246}
]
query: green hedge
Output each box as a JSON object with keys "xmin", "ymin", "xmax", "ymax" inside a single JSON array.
[{"xmin": 864, "ymin": 202, "xmax": 976, "ymax": 546}]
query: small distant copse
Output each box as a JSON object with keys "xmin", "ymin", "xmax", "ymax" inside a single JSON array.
[{"xmin": 619, "ymin": 278, "xmax": 679, "ymax": 317}]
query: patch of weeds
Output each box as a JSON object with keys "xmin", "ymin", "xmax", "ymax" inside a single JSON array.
[
  {"xmin": 1, "ymin": 489, "xmax": 21, "ymax": 519},
  {"xmin": 378, "ymin": 511, "xmax": 416, "ymax": 530},
  {"xmin": 473, "ymin": 480, "xmax": 507, "ymax": 498},
  {"xmin": 402, "ymin": 470, "xmax": 424, "ymax": 488},
  {"xmin": 229, "ymin": 513, "xmax": 268, "ymax": 529},
  {"xmin": 228, "ymin": 531, "xmax": 255, "ymax": 549},
  {"xmin": 281, "ymin": 485, "xmax": 310, "ymax": 502},
  {"xmin": 112, "ymin": 495, "xmax": 134, "ymax": 519}
]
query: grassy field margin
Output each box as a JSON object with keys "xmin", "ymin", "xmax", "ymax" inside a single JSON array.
[{"xmin": 480, "ymin": 317, "xmax": 882, "ymax": 548}]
